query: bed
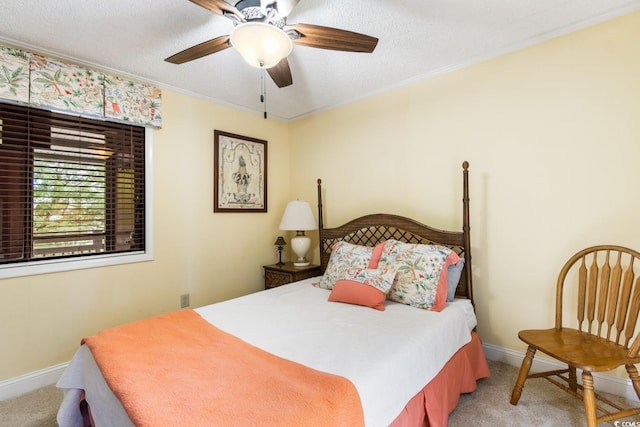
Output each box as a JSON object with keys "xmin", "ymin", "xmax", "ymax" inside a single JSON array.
[{"xmin": 57, "ymin": 161, "xmax": 489, "ymax": 427}]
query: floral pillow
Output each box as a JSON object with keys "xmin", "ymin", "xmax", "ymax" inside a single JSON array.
[
  {"xmin": 342, "ymin": 265, "xmax": 396, "ymax": 293},
  {"xmin": 328, "ymin": 265, "xmax": 396, "ymax": 310},
  {"xmin": 317, "ymin": 241, "xmax": 385, "ymax": 290},
  {"xmin": 378, "ymin": 240, "xmax": 460, "ymax": 311}
]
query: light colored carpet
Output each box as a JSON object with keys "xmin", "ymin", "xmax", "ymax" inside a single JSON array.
[
  {"xmin": 451, "ymin": 359, "xmax": 639, "ymax": 426},
  {"xmin": 0, "ymin": 384, "xmax": 62, "ymax": 427},
  {"xmin": 453, "ymin": 360, "xmax": 583, "ymax": 426},
  {"xmin": 0, "ymin": 360, "xmax": 637, "ymax": 426}
]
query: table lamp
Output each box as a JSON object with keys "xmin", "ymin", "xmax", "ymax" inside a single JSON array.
[
  {"xmin": 274, "ymin": 236, "xmax": 286, "ymax": 266},
  {"xmin": 278, "ymin": 200, "xmax": 317, "ymax": 266}
]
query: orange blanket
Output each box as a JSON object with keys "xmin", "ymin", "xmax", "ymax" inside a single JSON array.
[{"xmin": 82, "ymin": 309, "xmax": 364, "ymax": 427}]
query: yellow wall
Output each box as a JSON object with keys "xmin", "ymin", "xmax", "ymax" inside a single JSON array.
[
  {"xmin": 2, "ymin": 10, "xmax": 639, "ymax": 382},
  {"xmin": 290, "ymin": 11, "xmax": 640, "ymax": 355},
  {"xmin": 0, "ymin": 90, "xmax": 291, "ymax": 380}
]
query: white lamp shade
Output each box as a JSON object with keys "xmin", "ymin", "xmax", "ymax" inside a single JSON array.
[
  {"xmin": 278, "ymin": 200, "xmax": 317, "ymax": 231},
  {"xmin": 230, "ymin": 22, "xmax": 293, "ymax": 69}
]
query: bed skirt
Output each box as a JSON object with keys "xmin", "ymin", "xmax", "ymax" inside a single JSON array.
[{"xmin": 390, "ymin": 331, "xmax": 490, "ymax": 427}]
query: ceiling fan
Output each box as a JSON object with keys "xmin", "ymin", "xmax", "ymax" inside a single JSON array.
[{"xmin": 165, "ymin": 0, "xmax": 379, "ymax": 88}]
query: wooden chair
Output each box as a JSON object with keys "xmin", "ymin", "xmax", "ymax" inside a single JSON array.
[{"xmin": 510, "ymin": 245, "xmax": 640, "ymax": 426}]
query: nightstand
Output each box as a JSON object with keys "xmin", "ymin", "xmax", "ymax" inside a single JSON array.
[{"xmin": 263, "ymin": 263, "xmax": 321, "ymax": 289}]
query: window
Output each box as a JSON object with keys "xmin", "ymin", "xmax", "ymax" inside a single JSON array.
[{"xmin": 0, "ymin": 103, "xmax": 150, "ymax": 276}]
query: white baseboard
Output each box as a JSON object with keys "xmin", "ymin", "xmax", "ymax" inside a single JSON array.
[
  {"xmin": 0, "ymin": 362, "xmax": 68, "ymax": 401},
  {"xmin": 482, "ymin": 342, "xmax": 640, "ymax": 403}
]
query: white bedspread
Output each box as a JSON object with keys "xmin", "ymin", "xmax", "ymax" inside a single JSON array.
[
  {"xmin": 196, "ymin": 278, "xmax": 476, "ymax": 426},
  {"xmin": 58, "ymin": 277, "xmax": 477, "ymax": 427}
]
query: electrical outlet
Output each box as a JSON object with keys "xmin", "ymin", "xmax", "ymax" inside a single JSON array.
[{"xmin": 180, "ymin": 293, "xmax": 190, "ymax": 308}]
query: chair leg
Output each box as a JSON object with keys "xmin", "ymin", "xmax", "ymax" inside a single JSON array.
[
  {"xmin": 582, "ymin": 371, "xmax": 597, "ymax": 427},
  {"xmin": 568, "ymin": 366, "xmax": 577, "ymax": 392},
  {"xmin": 626, "ymin": 364, "xmax": 640, "ymax": 400},
  {"xmin": 510, "ymin": 346, "xmax": 536, "ymax": 405}
]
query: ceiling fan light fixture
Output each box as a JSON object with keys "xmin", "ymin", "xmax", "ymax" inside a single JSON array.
[{"xmin": 230, "ymin": 22, "xmax": 292, "ymax": 69}]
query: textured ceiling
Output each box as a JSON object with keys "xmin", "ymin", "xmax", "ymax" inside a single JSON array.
[{"xmin": 1, "ymin": 0, "xmax": 640, "ymax": 121}]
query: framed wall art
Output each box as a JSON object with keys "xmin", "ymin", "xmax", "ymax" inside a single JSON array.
[{"xmin": 214, "ymin": 130, "xmax": 267, "ymax": 212}]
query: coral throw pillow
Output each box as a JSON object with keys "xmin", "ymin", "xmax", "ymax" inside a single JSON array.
[
  {"xmin": 329, "ymin": 280, "xmax": 388, "ymax": 311},
  {"xmin": 328, "ymin": 265, "xmax": 395, "ymax": 310}
]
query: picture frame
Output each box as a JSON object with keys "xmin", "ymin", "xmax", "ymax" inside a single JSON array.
[{"xmin": 214, "ymin": 130, "xmax": 267, "ymax": 212}]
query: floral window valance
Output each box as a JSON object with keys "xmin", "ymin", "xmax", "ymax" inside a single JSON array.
[{"xmin": 0, "ymin": 45, "xmax": 162, "ymax": 128}]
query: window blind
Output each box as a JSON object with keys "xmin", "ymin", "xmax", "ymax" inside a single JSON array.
[{"xmin": 0, "ymin": 103, "xmax": 145, "ymax": 264}]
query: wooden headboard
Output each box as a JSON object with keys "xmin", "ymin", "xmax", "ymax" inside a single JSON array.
[{"xmin": 316, "ymin": 161, "xmax": 473, "ymax": 304}]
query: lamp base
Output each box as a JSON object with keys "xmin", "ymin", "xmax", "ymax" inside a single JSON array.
[{"xmin": 290, "ymin": 233, "xmax": 311, "ymax": 268}]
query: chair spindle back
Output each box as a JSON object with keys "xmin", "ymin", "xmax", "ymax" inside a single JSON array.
[{"xmin": 556, "ymin": 245, "xmax": 640, "ymax": 358}]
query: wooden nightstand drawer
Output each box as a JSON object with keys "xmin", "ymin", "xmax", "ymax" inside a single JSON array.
[
  {"xmin": 265, "ymin": 269, "xmax": 291, "ymax": 288},
  {"xmin": 263, "ymin": 263, "xmax": 321, "ymax": 289}
]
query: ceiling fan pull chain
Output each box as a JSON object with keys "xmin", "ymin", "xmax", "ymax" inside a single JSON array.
[{"xmin": 261, "ymin": 67, "xmax": 267, "ymax": 119}]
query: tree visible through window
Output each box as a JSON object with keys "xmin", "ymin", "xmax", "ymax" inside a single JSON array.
[
  {"xmin": 0, "ymin": 103, "xmax": 145, "ymax": 265},
  {"xmin": 33, "ymin": 155, "xmax": 106, "ymax": 256}
]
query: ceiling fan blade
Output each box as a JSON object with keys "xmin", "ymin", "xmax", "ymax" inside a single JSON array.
[
  {"xmin": 285, "ymin": 23, "xmax": 378, "ymax": 53},
  {"xmin": 267, "ymin": 58, "xmax": 293, "ymax": 88},
  {"xmin": 189, "ymin": 0, "xmax": 243, "ymax": 18},
  {"xmin": 165, "ymin": 35, "xmax": 231, "ymax": 64}
]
